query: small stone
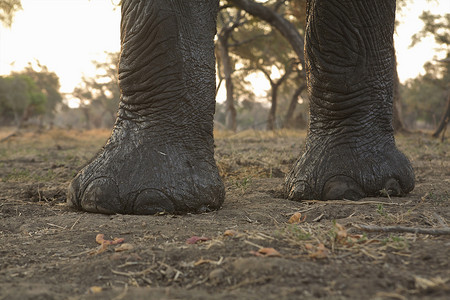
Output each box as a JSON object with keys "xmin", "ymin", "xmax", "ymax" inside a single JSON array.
[{"xmin": 209, "ymin": 268, "xmax": 225, "ymax": 284}]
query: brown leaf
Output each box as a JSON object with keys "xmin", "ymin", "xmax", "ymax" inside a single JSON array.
[
  {"xmin": 335, "ymin": 223, "xmax": 348, "ymax": 244},
  {"xmin": 95, "ymin": 233, "xmax": 106, "ymax": 245},
  {"xmin": 111, "ymin": 237, "xmax": 125, "ymax": 245},
  {"xmin": 309, "ymin": 243, "xmax": 329, "ymax": 259},
  {"xmin": 115, "ymin": 243, "xmax": 134, "ymax": 252},
  {"xmin": 95, "ymin": 234, "xmax": 125, "ymax": 245},
  {"xmin": 92, "ymin": 243, "xmax": 109, "ymax": 255},
  {"xmin": 288, "ymin": 212, "xmax": 306, "ymax": 224},
  {"xmin": 251, "ymin": 247, "xmax": 281, "ymax": 257},
  {"xmin": 304, "ymin": 243, "xmax": 314, "ymax": 250},
  {"xmin": 89, "ymin": 286, "xmax": 103, "ymax": 293},
  {"xmin": 186, "ymin": 236, "xmax": 210, "ymax": 244},
  {"xmin": 224, "ymin": 229, "xmax": 238, "ymax": 237}
]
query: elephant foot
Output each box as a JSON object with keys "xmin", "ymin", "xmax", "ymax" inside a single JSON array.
[
  {"xmin": 67, "ymin": 119, "xmax": 225, "ymax": 215},
  {"xmin": 285, "ymin": 136, "xmax": 415, "ymax": 201}
]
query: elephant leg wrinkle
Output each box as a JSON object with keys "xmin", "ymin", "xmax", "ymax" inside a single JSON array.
[
  {"xmin": 285, "ymin": 0, "xmax": 415, "ymax": 201},
  {"xmin": 67, "ymin": 0, "xmax": 225, "ymax": 214}
]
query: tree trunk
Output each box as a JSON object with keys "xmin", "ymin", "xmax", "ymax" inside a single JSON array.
[
  {"xmin": 82, "ymin": 107, "xmax": 91, "ymax": 130},
  {"xmin": 283, "ymin": 83, "xmax": 306, "ymax": 128},
  {"xmin": 432, "ymin": 92, "xmax": 450, "ymax": 139},
  {"xmin": 218, "ymin": 35, "xmax": 237, "ymax": 132},
  {"xmin": 266, "ymin": 83, "xmax": 278, "ymax": 131}
]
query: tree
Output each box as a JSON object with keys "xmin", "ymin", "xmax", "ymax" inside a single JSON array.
[
  {"xmin": 0, "ymin": 0, "xmax": 21, "ymax": 27},
  {"xmin": 404, "ymin": 10, "xmax": 449, "ymax": 136},
  {"xmin": 0, "ymin": 74, "xmax": 46, "ymax": 127},
  {"xmin": 229, "ymin": 0, "xmax": 305, "ymax": 67},
  {"xmin": 14, "ymin": 62, "xmax": 63, "ymax": 126},
  {"xmin": 283, "ymin": 81, "xmax": 306, "ymax": 128},
  {"xmin": 222, "ymin": 0, "xmax": 307, "ymax": 130},
  {"xmin": 72, "ymin": 52, "xmax": 120, "ymax": 129},
  {"xmin": 216, "ymin": 7, "xmax": 245, "ymax": 131}
]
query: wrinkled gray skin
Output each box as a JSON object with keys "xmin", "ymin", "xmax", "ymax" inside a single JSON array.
[
  {"xmin": 68, "ymin": 0, "xmax": 414, "ymax": 214},
  {"xmin": 285, "ymin": 0, "xmax": 414, "ymax": 200}
]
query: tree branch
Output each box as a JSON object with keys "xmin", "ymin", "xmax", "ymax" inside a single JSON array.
[
  {"xmin": 229, "ymin": 32, "xmax": 272, "ymax": 48},
  {"xmin": 229, "ymin": 0, "xmax": 305, "ymax": 67}
]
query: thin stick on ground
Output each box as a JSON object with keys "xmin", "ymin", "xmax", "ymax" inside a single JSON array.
[
  {"xmin": 353, "ymin": 224, "xmax": 450, "ymax": 236},
  {"xmin": 70, "ymin": 215, "xmax": 83, "ymax": 230},
  {"xmin": 303, "ymin": 200, "xmax": 406, "ymax": 206}
]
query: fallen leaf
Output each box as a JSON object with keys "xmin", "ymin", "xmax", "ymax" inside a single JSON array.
[
  {"xmin": 111, "ymin": 237, "xmax": 125, "ymax": 245},
  {"xmin": 224, "ymin": 229, "xmax": 238, "ymax": 237},
  {"xmin": 304, "ymin": 243, "xmax": 314, "ymax": 250},
  {"xmin": 288, "ymin": 212, "xmax": 306, "ymax": 224},
  {"xmin": 335, "ymin": 223, "xmax": 348, "ymax": 244},
  {"xmin": 93, "ymin": 234, "xmax": 125, "ymax": 255},
  {"xmin": 309, "ymin": 243, "xmax": 329, "ymax": 259},
  {"xmin": 92, "ymin": 243, "xmax": 109, "ymax": 255},
  {"xmin": 115, "ymin": 243, "xmax": 134, "ymax": 252},
  {"xmin": 95, "ymin": 233, "xmax": 106, "ymax": 245},
  {"xmin": 251, "ymin": 247, "xmax": 281, "ymax": 257},
  {"xmin": 186, "ymin": 236, "xmax": 210, "ymax": 244},
  {"xmin": 89, "ymin": 286, "xmax": 103, "ymax": 293},
  {"xmin": 95, "ymin": 234, "xmax": 125, "ymax": 245},
  {"xmin": 414, "ymin": 276, "xmax": 447, "ymax": 291}
]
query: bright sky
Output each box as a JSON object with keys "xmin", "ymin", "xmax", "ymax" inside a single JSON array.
[{"xmin": 0, "ymin": 0, "xmax": 449, "ymax": 104}]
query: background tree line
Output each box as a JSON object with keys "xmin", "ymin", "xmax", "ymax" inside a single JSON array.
[
  {"xmin": 0, "ymin": 0, "xmax": 448, "ymax": 137},
  {"xmin": 0, "ymin": 62, "xmax": 62, "ymax": 128}
]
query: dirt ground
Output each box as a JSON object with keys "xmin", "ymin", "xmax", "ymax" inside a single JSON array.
[{"xmin": 0, "ymin": 128, "xmax": 449, "ymax": 300}]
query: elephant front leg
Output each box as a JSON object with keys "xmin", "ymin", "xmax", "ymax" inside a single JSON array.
[
  {"xmin": 285, "ymin": 0, "xmax": 415, "ymax": 200},
  {"xmin": 67, "ymin": 0, "xmax": 225, "ymax": 214}
]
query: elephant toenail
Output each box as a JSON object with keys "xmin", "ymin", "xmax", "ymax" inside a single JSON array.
[
  {"xmin": 82, "ymin": 177, "xmax": 121, "ymax": 214},
  {"xmin": 323, "ymin": 176, "xmax": 365, "ymax": 200},
  {"xmin": 133, "ymin": 189, "xmax": 175, "ymax": 215},
  {"xmin": 383, "ymin": 178, "xmax": 402, "ymax": 196},
  {"xmin": 287, "ymin": 180, "xmax": 312, "ymax": 201},
  {"xmin": 67, "ymin": 179, "xmax": 80, "ymax": 209}
]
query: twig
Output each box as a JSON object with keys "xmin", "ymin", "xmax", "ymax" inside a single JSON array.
[
  {"xmin": 313, "ymin": 213, "xmax": 324, "ymax": 222},
  {"xmin": 47, "ymin": 223, "xmax": 66, "ymax": 229},
  {"xmin": 70, "ymin": 215, "xmax": 83, "ymax": 230},
  {"xmin": 433, "ymin": 212, "xmax": 448, "ymax": 227},
  {"xmin": 375, "ymin": 292, "xmax": 407, "ymax": 300},
  {"xmin": 112, "ymin": 284, "xmax": 129, "ymax": 300},
  {"xmin": 353, "ymin": 224, "xmax": 450, "ymax": 236},
  {"xmin": 244, "ymin": 240, "xmax": 264, "ymax": 249},
  {"xmin": 303, "ymin": 200, "xmax": 405, "ymax": 206},
  {"xmin": 111, "ymin": 266, "xmax": 156, "ymax": 278}
]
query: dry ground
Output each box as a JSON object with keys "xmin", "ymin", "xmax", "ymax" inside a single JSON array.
[{"xmin": 0, "ymin": 128, "xmax": 449, "ymax": 300}]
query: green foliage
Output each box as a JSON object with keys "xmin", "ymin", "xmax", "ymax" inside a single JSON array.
[
  {"xmin": 0, "ymin": 74, "xmax": 46, "ymax": 126},
  {"xmin": 0, "ymin": 0, "xmax": 22, "ymax": 27},
  {"xmin": 376, "ymin": 204, "xmax": 388, "ymax": 217},
  {"xmin": 18, "ymin": 62, "xmax": 63, "ymax": 118},
  {"xmin": 285, "ymin": 224, "xmax": 311, "ymax": 241},
  {"xmin": 234, "ymin": 176, "xmax": 252, "ymax": 194},
  {"xmin": 401, "ymin": 58, "xmax": 449, "ymax": 128},
  {"xmin": 401, "ymin": 7, "xmax": 449, "ymax": 129},
  {"xmin": 0, "ymin": 62, "xmax": 62, "ymax": 127}
]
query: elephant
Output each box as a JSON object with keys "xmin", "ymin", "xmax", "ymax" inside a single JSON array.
[{"xmin": 67, "ymin": 0, "xmax": 415, "ymax": 215}]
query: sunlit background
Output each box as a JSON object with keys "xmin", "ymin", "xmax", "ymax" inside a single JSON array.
[{"xmin": 0, "ymin": 0, "xmax": 449, "ymax": 131}]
